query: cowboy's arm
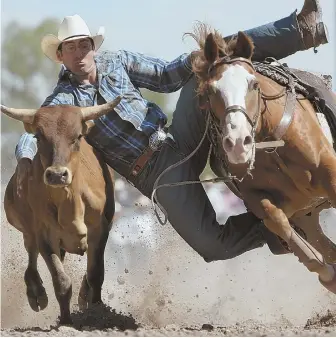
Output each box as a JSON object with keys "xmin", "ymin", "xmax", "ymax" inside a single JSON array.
[
  {"xmin": 15, "ymin": 133, "xmax": 38, "ymax": 162},
  {"xmin": 15, "ymin": 134, "xmax": 36, "ymax": 198},
  {"xmin": 119, "ymin": 50, "xmax": 194, "ymax": 93}
]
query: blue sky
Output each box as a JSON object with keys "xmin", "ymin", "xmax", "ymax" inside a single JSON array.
[{"xmin": 2, "ymin": 0, "xmax": 335, "ymax": 106}]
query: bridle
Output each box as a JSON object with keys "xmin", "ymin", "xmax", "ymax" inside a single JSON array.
[
  {"xmin": 207, "ymin": 56, "xmax": 261, "ymax": 129},
  {"xmin": 205, "ymin": 56, "xmax": 262, "ymax": 180}
]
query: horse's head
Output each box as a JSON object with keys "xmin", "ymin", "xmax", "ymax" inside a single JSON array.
[{"xmin": 191, "ymin": 25, "xmax": 260, "ymax": 164}]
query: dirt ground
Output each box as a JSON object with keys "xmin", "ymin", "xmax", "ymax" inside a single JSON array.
[
  {"xmin": 1, "ymin": 307, "xmax": 336, "ymax": 336},
  {"xmin": 1, "ymin": 179, "xmax": 336, "ymax": 337}
]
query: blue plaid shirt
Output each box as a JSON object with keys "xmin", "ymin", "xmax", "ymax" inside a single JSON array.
[{"xmin": 16, "ymin": 49, "xmax": 193, "ymax": 176}]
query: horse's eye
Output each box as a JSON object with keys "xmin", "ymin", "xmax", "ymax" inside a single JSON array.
[{"xmin": 252, "ymin": 81, "xmax": 259, "ymax": 90}]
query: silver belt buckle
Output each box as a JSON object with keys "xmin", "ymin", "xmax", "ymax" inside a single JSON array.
[{"xmin": 149, "ymin": 129, "xmax": 167, "ymax": 151}]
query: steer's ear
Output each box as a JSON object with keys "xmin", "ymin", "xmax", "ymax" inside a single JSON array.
[
  {"xmin": 83, "ymin": 120, "xmax": 95, "ymax": 135},
  {"xmin": 24, "ymin": 123, "xmax": 36, "ymax": 134}
]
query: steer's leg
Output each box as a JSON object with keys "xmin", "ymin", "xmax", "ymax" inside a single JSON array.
[
  {"xmin": 260, "ymin": 199, "xmax": 336, "ymax": 293},
  {"xmin": 38, "ymin": 235, "xmax": 72, "ymax": 324},
  {"xmin": 23, "ymin": 232, "xmax": 48, "ymax": 311},
  {"xmin": 85, "ymin": 218, "xmax": 111, "ymax": 305}
]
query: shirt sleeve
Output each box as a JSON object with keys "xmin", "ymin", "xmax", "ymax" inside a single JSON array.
[
  {"xmin": 15, "ymin": 132, "xmax": 38, "ymax": 162},
  {"xmin": 119, "ymin": 50, "xmax": 193, "ymax": 93},
  {"xmin": 15, "ymin": 92, "xmax": 72, "ymax": 162}
]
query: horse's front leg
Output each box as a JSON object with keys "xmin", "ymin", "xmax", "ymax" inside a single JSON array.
[
  {"xmin": 260, "ymin": 198, "xmax": 336, "ymax": 293},
  {"xmin": 291, "ymin": 204, "xmax": 336, "ymax": 264}
]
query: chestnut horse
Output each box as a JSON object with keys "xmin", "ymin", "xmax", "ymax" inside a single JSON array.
[{"xmin": 188, "ymin": 24, "xmax": 336, "ymax": 294}]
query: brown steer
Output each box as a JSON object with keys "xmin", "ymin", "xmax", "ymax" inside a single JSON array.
[{"xmin": 1, "ymin": 96, "xmax": 121, "ymax": 324}]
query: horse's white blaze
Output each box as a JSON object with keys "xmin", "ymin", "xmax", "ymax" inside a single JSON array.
[
  {"xmin": 216, "ymin": 64, "xmax": 256, "ymax": 164},
  {"xmin": 216, "ymin": 65, "xmax": 251, "ymax": 109}
]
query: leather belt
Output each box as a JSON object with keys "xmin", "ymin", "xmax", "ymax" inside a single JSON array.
[{"xmin": 128, "ymin": 128, "xmax": 174, "ymax": 180}]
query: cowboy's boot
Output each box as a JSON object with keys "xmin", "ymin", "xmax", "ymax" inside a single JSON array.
[{"xmin": 297, "ymin": 0, "xmax": 329, "ymax": 52}]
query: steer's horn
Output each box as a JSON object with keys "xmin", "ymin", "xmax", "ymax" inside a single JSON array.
[
  {"xmin": 0, "ymin": 105, "xmax": 37, "ymax": 124},
  {"xmin": 81, "ymin": 96, "xmax": 122, "ymax": 121}
]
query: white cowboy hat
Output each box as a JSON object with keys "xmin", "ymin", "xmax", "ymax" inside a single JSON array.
[{"xmin": 41, "ymin": 14, "xmax": 105, "ymax": 63}]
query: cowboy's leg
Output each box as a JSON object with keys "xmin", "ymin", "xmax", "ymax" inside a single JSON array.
[
  {"xmin": 136, "ymin": 77, "xmax": 288, "ymax": 261},
  {"xmin": 224, "ymin": 0, "xmax": 328, "ymax": 61},
  {"xmin": 141, "ymin": 142, "xmax": 266, "ymax": 262}
]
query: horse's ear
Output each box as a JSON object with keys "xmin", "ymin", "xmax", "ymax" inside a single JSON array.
[
  {"xmin": 233, "ymin": 31, "xmax": 254, "ymax": 59},
  {"xmin": 204, "ymin": 33, "xmax": 219, "ymax": 64}
]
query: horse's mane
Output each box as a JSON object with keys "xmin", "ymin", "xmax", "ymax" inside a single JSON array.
[{"xmin": 184, "ymin": 22, "xmax": 237, "ymax": 95}]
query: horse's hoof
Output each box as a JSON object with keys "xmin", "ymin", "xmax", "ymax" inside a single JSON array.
[
  {"xmin": 319, "ymin": 265, "xmax": 336, "ymax": 294},
  {"xmin": 27, "ymin": 287, "xmax": 48, "ymax": 311},
  {"xmin": 59, "ymin": 316, "xmax": 73, "ymax": 326}
]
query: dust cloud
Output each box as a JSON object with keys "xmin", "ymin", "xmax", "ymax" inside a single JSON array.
[{"xmin": 1, "ymin": 177, "xmax": 335, "ymax": 330}]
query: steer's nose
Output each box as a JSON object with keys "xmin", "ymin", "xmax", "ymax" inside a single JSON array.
[{"xmin": 44, "ymin": 166, "xmax": 71, "ymax": 186}]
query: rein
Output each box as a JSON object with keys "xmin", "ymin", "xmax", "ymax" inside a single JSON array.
[{"xmin": 150, "ymin": 110, "xmax": 234, "ymax": 225}]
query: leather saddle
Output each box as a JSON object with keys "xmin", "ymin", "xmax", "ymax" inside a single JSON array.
[{"xmin": 253, "ymin": 58, "xmax": 336, "ymax": 147}]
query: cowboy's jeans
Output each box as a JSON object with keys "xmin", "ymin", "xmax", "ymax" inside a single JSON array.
[
  {"xmin": 130, "ymin": 13, "xmax": 306, "ymax": 261},
  {"xmin": 225, "ymin": 10, "xmax": 304, "ymax": 61},
  {"xmin": 133, "ymin": 77, "xmax": 279, "ymax": 262}
]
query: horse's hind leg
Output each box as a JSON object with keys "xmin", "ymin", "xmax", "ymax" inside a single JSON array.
[
  {"xmin": 23, "ymin": 232, "xmax": 48, "ymax": 311},
  {"xmin": 260, "ymin": 198, "xmax": 336, "ymax": 293}
]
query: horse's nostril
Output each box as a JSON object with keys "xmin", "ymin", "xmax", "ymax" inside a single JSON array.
[
  {"xmin": 61, "ymin": 170, "xmax": 68, "ymax": 178},
  {"xmin": 46, "ymin": 171, "xmax": 52, "ymax": 180},
  {"xmin": 223, "ymin": 137, "xmax": 234, "ymax": 151},
  {"xmin": 244, "ymin": 135, "xmax": 253, "ymax": 146}
]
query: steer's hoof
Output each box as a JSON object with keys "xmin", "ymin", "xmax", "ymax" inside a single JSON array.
[
  {"xmin": 27, "ymin": 286, "xmax": 48, "ymax": 311},
  {"xmin": 319, "ymin": 265, "xmax": 336, "ymax": 294}
]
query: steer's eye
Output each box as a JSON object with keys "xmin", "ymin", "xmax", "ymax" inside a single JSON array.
[{"xmin": 71, "ymin": 134, "xmax": 82, "ymax": 146}]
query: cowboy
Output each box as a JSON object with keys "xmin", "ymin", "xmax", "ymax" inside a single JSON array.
[{"xmin": 14, "ymin": 0, "xmax": 329, "ymax": 262}]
